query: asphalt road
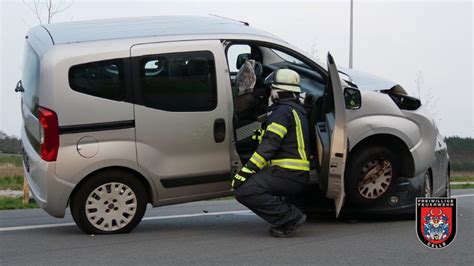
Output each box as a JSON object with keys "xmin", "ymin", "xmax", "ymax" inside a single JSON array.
[{"xmin": 1, "ymin": 190, "xmax": 473, "ymax": 265}]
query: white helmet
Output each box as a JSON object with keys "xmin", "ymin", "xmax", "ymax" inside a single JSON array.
[{"xmin": 267, "ymin": 68, "xmax": 301, "ymax": 93}]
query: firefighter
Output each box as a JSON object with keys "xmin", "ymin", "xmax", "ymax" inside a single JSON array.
[{"xmin": 233, "ymin": 68, "xmax": 310, "ymax": 238}]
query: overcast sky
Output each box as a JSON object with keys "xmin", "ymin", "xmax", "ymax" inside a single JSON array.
[{"xmin": 1, "ymin": 0, "xmax": 472, "ymax": 137}]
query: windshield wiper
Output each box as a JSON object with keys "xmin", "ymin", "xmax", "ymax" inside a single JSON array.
[{"xmin": 14, "ymin": 80, "xmax": 24, "ymax": 93}]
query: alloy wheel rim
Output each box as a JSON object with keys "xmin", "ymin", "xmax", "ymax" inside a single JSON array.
[
  {"xmin": 85, "ymin": 182, "xmax": 137, "ymax": 231},
  {"xmin": 357, "ymin": 159, "xmax": 392, "ymax": 199}
]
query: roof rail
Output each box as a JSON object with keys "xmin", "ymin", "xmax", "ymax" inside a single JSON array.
[{"xmin": 208, "ymin": 14, "xmax": 249, "ymax": 26}]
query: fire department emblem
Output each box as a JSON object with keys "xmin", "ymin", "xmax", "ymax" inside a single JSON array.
[{"xmin": 416, "ymin": 198, "xmax": 456, "ymax": 249}]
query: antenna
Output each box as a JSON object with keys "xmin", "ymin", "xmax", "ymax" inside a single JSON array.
[{"xmin": 208, "ymin": 14, "xmax": 249, "ymax": 26}]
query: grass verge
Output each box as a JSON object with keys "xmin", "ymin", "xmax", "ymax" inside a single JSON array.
[
  {"xmin": 0, "ymin": 155, "xmax": 23, "ymax": 167},
  {"xmin": 451, "ymin": 176, "xmax": 474, "ymax": 182},
  {"xmin": 451, "ymin": 183, "xmax": 474, "ymax": 190},
  {"xmin": 0, "ymin": 196, "xmax": 38, "ymax": 210},
  {"xmin": 0, "ymin": 175, "xmax": 24, "ymax": 190}
]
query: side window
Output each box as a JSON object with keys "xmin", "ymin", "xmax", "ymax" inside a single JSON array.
[
  {"xmin": 69, "ymin": 59, "xmax": 125, "ymax": 101},
  {"xmin": 139, "ymin": 51, "xmax": 217, "ymax": 112},
  {"xmin": 226, "ymin": 44, "xmax": 251, "ymax": 73}
]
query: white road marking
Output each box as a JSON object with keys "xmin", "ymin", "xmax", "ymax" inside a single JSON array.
[
  {"xmin": 0, "ymin": 222, "xmax": 76, "ymax": 232},
  {"xmin": 143, "ymin": 210, "xmax": 252, "ymax": 220},
  {"xmin": 452, "ymin": 193, "xmax": 474, "ymax": 198},
  {"xmin": 0, "ymin": 210, "xmax": 251, "ymax": 232}
]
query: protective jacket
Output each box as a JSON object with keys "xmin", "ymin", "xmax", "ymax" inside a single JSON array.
[{"xmin": 245, "ymin": 98, "xmax": 310, "ymax": 178}]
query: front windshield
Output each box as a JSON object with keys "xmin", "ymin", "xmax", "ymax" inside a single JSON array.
[{"xmin": 272, "ymin": 49, "xmax": 309, "ymax": 67}]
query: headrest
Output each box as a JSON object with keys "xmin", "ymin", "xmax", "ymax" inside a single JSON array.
[
  {"xmin": 235, "ymin": 59, "xmax": 257, "ymax": 96},
  {"xmin": 236, "ymin": 53, "xmax": 250, "ymax": 70}
]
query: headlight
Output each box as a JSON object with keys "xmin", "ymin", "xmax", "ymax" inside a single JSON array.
[{"xmin": 388, "ymin": 93, "xmax": 421, "ymax": 110}]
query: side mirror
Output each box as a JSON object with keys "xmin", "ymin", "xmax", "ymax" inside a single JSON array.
[
  {"xmin": 344, "ymin": 87, "xmax": 361, "ymax": 110},
  {"xmin": 236, "ymin": 53, "xmax": 250, "ymax": 69}
]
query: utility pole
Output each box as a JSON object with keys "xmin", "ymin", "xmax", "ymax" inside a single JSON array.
[{"xmin": 349, "ymin": 0, "xmax": 354, "ymax": 69}]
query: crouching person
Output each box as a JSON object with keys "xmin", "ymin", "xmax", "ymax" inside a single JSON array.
[{"xmin": 233, "ymin": 69, "xmax": 310, "ymax": 238}]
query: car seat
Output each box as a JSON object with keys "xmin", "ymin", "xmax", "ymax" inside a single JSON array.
[
  {"xmin": 304, "ymin": 93, "xmax": 323, "ymax": 171},
  {"xmin": 233, "ymin": 59, "xmax": 258, "ymax": 117}
]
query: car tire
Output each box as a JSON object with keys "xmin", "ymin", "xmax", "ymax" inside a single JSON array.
[
  {"xmin": 422, "ymin": 170, "xmax": 432, "ymax": 197},
  {"xmin": 345, "ymin": 146, "xmax": 399, "ymax": 206},
  {"xmin": 70, "ymin": 169, "xmax": 147, "ymax": 234},
  {"xmin": 442, "ymin": 169, "xmax": 451, "ymax": 197}
]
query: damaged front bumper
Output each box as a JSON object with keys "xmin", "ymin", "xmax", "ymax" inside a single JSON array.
[{"xmin": 300, "ymin": 174, "xmax": 425, "ymax": 217}]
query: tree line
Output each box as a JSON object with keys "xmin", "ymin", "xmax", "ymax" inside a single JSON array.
[
  {"xmin": 445, "ymin": 136, "xmax": 474, "ymax": 172},
  {"xmin": 0, "ymin": 132, "xmax": 22, "ymax": 154}
]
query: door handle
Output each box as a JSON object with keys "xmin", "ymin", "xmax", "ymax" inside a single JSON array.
[{"xmin": 214, "ymin": 118, "xmax": 226, "ymax": 143}]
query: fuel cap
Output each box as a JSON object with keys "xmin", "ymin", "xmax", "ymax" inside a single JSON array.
[{"xmin": 76, "ymin": 136, "xmax": 99, "ymax": 158}]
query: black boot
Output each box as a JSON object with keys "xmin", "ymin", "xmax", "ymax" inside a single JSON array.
[{"xmin": 269, "ymin": 214, "xmax": 306, "ymax": 238}]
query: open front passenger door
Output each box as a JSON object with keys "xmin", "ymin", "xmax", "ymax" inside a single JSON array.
[{"xmin": 315, "ymin": 53, "xmax": 348, "ymax": 217}]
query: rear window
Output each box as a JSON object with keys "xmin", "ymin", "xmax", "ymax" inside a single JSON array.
[
  {"xmin": 69, "ymin": 59, "xmax": 125, "ymax": 101},
  {"xmin": 22, "ymin": 43, "xmax": 40, "ymax": 114}
]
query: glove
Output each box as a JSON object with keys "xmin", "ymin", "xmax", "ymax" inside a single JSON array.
[
  {"xmin": 231, "ymin": 167, "xmax": 256, "ymax": 189},
  {"xmin": 252, "ymin": 128, "xmax": 264, "ymax": 143}
]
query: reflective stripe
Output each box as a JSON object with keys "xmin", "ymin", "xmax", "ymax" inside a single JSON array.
[
  {"xmin": 249, "ymin": 152, "xmax": 266, "ymax": 169},
  {"xmin": 270, "ymin": 158, "xmax": 310, "ymax": 171},
  {"xmin": 252, "ymin": 129, "xmax": 265, "ymax": 143},
  {"xmin": 234, "ymin": 174, "xmax": 247, "ymax": 181},
  {"xmin": 258, "ymin": 129, "xmax": 265, "ymax": 143},
  {"xmin": 241, "ymin": 167, "xmax": 255, "ymax": 174},
  {"xmin": 266, "ymin": 122, "xmax": 287, "ymax": 138},
  {"xmin": 292, "ymin": 109, "xmax": 307, "ymax": 161}
]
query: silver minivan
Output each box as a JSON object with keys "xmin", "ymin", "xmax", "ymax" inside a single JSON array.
[{"xmin": 19, "ymin": 16, "xmax": 449, "ymax": 234}]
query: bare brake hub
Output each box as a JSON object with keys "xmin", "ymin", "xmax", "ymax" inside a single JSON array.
[
  {"xmin": 362, "ymin": 160, "xmax": 390, "ymax": 184},
  {"xmin": 358, "ymin": 159, "xmax": 393, "ymax": 199}
]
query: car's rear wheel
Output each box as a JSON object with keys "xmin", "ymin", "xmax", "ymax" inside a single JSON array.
[
  {"xmin": 345, "ymin": 146, "xmax": 399, "ymax": 206},
  {"xmin": 70, "ymin": 169, "xmax": 147, "ymax": 234}
]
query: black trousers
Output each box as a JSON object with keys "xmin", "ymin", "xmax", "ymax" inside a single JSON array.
[{"xmin": 234, "ymin": 166, "xmax": 308, "ymax": 227}]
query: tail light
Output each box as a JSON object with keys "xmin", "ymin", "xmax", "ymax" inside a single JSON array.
[{"xmin": 38, "ymin": 107, "xmax": 59, "ymax": 161}]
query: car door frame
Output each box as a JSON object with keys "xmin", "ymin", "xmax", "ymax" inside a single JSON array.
[
  {"xmin": 222, "ymin": 40, "xmax": 348, "ymax": 216},
  {"xmin": 130, "ymin": 40, "xmax": 236, "ymax": 204}
]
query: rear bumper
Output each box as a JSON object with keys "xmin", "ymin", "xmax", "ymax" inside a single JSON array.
[{"xmin": 22, "ymin": 127, "xmax": 74, "ymax": 218}]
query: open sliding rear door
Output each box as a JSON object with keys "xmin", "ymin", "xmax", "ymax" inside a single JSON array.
[{"xmin": 317, "ymin": 53, "xmax": 348, "ymax": 217}]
